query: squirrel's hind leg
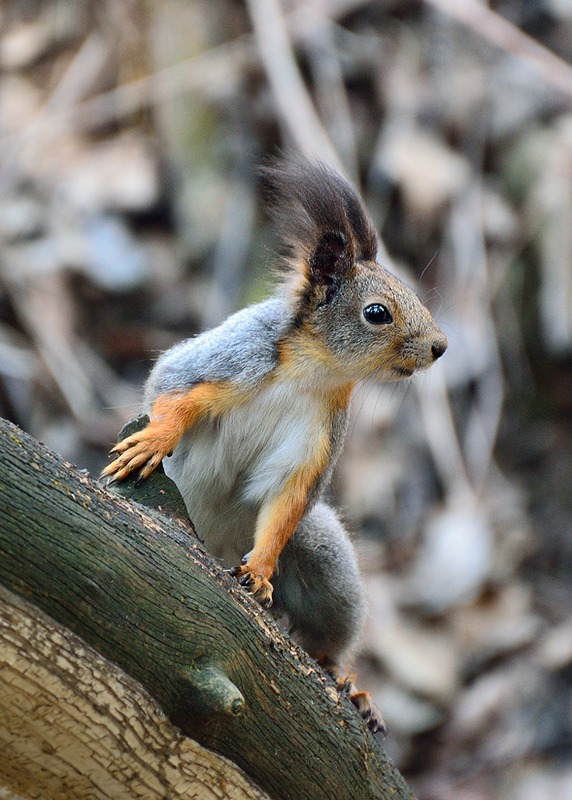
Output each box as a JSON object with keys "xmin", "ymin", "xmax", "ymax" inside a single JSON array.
[
  {"xmin": 318, "ymin": 659, "xmax": 387, "ymax": 736},
  {"xmin": 272, "ymin": 502, "xmax": 386, "ymax": 735}
]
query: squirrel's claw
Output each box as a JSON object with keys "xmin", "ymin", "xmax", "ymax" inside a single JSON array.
[
  {"xmin": 101, "ymin": 429, "xmax": 168, "ymax": 484},
  {"xmin": 348, "ymin": 690, "xmax": 387, "ymax": 737},
  {"xmin": 320, "ymin": 659, "xmax": 387, "ymax": 736},
  {"xmin": 231, "ymin": 564, "xmax": 274, "ymax": 609}
]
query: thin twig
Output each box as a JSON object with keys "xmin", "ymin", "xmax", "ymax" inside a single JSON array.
[
  {"xmin": 0, "ymin": 38, "xmax": 248, "ymax": 155},
  {"xmin": 415, "ymin": 366, "xmax": 472, "ymax": 498},
  {"xmin": 245, "ymin": 0, "xmax": 341, "ymax": 171},
  {"xmin": 0, "ymin": 0, "xmax": 369, "ymax": 158},
  {"xmin": 448, "ymin": 184, "xmax": 505, "ymax": 492}
]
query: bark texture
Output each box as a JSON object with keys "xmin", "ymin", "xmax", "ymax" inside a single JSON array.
[
  {"xmin": 0, "ymin": 416, "xmax": 413, "ymax": 800},
  {"xmin": 0, "ymin": 586, "xmax": 271, "ymax": 800}
]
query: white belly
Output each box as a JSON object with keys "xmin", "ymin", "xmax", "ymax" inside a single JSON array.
[{"xmin": 164, "ymin": 381, "xmax": 326, "ymax": 567}]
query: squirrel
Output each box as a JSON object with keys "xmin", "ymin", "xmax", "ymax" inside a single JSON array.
[{"xmin": 102, "ymin": 155, "xmax": 447, "ymax": 735}]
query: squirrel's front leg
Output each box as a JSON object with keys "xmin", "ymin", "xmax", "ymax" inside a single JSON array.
[
  {"xmin": 102, "ymin": 382, "xmax": 239, "ymax": 483},
  {"xmin": 232, "ymin": 487, "xmax": 306, "ymax": 607},
  {"xmin": 232, "ymin": 450, "xmax": 328, "ymax": 608}
]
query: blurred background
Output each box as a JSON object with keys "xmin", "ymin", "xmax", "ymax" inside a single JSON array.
[{"xmin": 1, "ymin": 1, "xmax": 571, "ymax": 797}]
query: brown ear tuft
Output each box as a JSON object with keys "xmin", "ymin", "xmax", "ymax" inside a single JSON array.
[{"xmin": 261, "ymin": 155, "xmax": 378, "ymax": 287}]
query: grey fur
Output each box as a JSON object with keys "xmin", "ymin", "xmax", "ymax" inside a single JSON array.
[
  {"xmin": 273, "ymin": 502, "xmax": 366, "ymax": 661},
  {"xmin": 145, "ymin": 298, "xmax": 291, "ymax": 402}
]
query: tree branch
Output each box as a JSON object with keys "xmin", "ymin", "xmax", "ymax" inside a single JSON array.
[
  {"xmin": 0, "ymin": 416, "xmax": 413, "ymax": 800},
  {"xmin": 0, "ymin": 586, "xmax": 271, "ymax": 800}
]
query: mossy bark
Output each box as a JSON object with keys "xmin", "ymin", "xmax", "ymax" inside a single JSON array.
[{"xmin": 0, "ymin": 416, "xmax": 414, "ymax": 800}]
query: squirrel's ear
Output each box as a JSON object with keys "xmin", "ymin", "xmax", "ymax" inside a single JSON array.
[
  {"xmin": 261, "ymin": 154, "xmax": 377, "ymax": 291},
  {"xmin": 310, "ymin": 231, "xmax": 353, "ymax": 283}
]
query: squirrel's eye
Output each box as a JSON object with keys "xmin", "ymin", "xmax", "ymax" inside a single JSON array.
[{"xmin": 363, "ymin": 303, "xmax": 393, "ymax": 325}]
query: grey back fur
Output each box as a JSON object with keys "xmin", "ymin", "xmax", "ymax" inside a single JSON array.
[{"xmin": 145, "ymin": 297, "xmax": 291, "ymax": 404}]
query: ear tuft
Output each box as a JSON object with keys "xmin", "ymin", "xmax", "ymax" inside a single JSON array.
[{"xmin": 261, "ymin": 155, "xmax": 378, "ymax": 289}]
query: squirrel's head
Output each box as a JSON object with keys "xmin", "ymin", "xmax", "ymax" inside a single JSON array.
[{"xmin": 263, "ymin": 156, "xmax": 447, "ymax": 383}]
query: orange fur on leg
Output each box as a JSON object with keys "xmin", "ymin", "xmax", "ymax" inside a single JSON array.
[
  {"xmin": 233, "ymin": 437, "xmax": 329, "ymax": 607},
  {"xmin": 232, "ymin": 483, "xmax": 309, "ymax": 607},
  {"xmin": 101, "ymin": 381, "xmax": 247, "ymax": 483}
]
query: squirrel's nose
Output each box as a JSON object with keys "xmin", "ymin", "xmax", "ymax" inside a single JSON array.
[{"xmin": 431, "ymin": 338, "xmax": 447, "ymax": 361}]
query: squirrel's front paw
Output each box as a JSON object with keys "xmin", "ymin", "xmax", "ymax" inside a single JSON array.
[
  {"xmin": 231, "ymin": 565, "xmax": 274, "ymax": 609},
  {"xmin": 101, "ymin": 429, "xmax": 171, "ymax": 484}
]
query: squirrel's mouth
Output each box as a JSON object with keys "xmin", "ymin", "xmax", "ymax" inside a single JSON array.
[{"xmin": 393, "ymin": 365, "xmax": 414, "ymax": 378}]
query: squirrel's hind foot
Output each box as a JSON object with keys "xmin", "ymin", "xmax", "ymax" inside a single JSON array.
[
  {"xmin": 348, "ymin": 688, "xmax": 387, "ymax": 736},
  {"xmin": 320, "ymin": 659, "xmax": 387, "ymax": 736}
]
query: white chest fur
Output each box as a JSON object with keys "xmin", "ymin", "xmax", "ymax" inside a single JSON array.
[{"xmin": 164, "ymin": 379, "xmax": 328, "ymax": 565}]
